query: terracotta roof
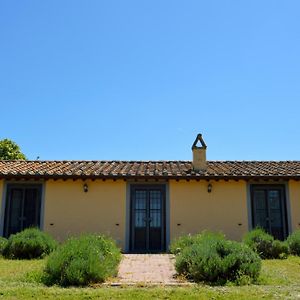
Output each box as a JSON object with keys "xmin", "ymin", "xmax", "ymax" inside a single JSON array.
[{"xmin": 0, "ymin": 160, "xmax": 299, "ymax": 180}]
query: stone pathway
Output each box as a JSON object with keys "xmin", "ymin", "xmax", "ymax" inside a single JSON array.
[{"xmin": 116, "ymin": 254, "xmax": 181, "ymax": 285}]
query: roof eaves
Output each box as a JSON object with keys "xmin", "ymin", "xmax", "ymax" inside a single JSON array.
[{"xmin": 0, "ymin": 174, "xmax": 299, "ymax": 181}]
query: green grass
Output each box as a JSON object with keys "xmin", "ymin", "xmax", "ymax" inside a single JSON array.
[{"xmin": 0, "ymin": 256, "xmax": 300, "ymax": 299}]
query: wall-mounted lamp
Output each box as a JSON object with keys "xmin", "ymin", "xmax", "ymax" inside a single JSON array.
[
  {"xmin": 207, "ymin": 183, "xmax": 212, "ymax": 193},
  {"xmin": 83, "ymin": 183, "xmax": 88, "ymax": 193}
]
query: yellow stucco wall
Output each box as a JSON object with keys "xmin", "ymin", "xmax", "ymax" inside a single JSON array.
[
  {"xmin": 289, "ymin": 180, "xmax": 300, "ymax": 232},
  {"xmin": 1, "ymin": 178, "xmax": 299, "ymax": 250},
  {"xmin": 43, "ymin": 180, "xmax": 126, "ymax": 249},
  {"xmin": 169, "ymin": 180, "xmax": 248, "ymax": 242}
]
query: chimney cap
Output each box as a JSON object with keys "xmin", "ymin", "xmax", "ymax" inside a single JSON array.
[{"xmin": 191, "ymin": 133, "xmax": 207, "ymax": 150}]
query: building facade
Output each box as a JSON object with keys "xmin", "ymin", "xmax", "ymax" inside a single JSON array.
[{"xmin": 0, "ymin": 135, "xmax": 299, "ymax": 252}]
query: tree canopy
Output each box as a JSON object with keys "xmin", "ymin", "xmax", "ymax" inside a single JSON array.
[{"xmin": 0, "ymin": 139, "xmax": 27, "ymax": 160}]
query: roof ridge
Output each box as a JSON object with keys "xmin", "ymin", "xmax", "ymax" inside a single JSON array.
[
  {"xmin": 1, "ymin": 160, "xmax": 300, "ymax": 163},
  {"xmin": 0, "ymin": 160, "xmax": 193, "ymax": 163},
  {"xmin": 208, "ymin": 160, "xmax": 300, "ymax": 163}
]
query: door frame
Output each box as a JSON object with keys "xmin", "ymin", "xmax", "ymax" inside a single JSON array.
[
  {"xmin": 248, "ymin": 183, "xmax": 290, "ymax": 239},
  {"xmin": 0, "ymin": 181, "xmax": 45, "ymax": 237},
  {"xmin": 125, "ymin": 182, "xmax": 169, "ymax": 253}
]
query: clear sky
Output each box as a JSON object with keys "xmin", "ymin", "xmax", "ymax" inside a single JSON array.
[{"xmin": 0, "ymin": 1, "xmax": 299, "ymax": 161}]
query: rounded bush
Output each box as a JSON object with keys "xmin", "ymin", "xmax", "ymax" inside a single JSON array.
[
  {"xmin": 170, "ymin": 231, "xmax": 225, "ymax": 255},
  {"xmin": 271, "ymin": 240, "xmax": 289, "ymax": 259},
  {"xmin": 3, "ymin": 228, "xmax": 57, "ymax": 259},
  {"xmin": 287, "ymin": 230, "xmax": 300, "ymax": 256},
  {"xmin": 170, "ymin": 234, "xmax": 195, "ymax": 255},
  {"xmin": 0, "ymin": 237, "xmax": 8, "ymax": 256},
  {"xmin": 175, "ymin": 232, "xmax": 261, "ymax": 285},
  {"xmin": 44, "ymin": 234, "xmax": 121, "ymax": 286},
  {"xmin": 243, "ymin": 228, "xmax": 288, "ymax": 259}
]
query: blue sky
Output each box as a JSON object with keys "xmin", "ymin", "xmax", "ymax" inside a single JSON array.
[{"xmin": 0, "ymin": 1, "xmax": 299, "ymax": 161}]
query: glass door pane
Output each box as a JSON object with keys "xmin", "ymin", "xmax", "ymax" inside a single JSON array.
[
  {"xmin": 23, "ymin": 188, "xmax": 41, "ymax": 229},
  {"xmin": 5, "ymin": 189, "xmax": 23, "ymax": 237},
  {"xmin": 268, "ymin": 190, "xmax": 284, "ymax": 240},
  {"xmin": 133, "ymin": 190, "xmax": 147, "ymax": 251},
  {"xmin": 253, "ymin": 190, "xmax": 269, "ymax": 232},
  {"xmin": 149, "ymin": 190, "xmax": 162, "ymax": 251}
]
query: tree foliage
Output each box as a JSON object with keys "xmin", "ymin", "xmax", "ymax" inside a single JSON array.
[{"xmin": 0, "ymin": 139, "xmax": 26, "ymax": 160}]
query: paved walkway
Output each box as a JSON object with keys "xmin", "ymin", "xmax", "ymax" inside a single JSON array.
[{"xmin": 116, "ymin": 254, "xmax": 181, "ymax": 285}]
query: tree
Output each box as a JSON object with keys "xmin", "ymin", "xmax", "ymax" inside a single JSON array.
[{"xmin": 0, "ymin": 139, "xmax": 27, "ymax": 160}]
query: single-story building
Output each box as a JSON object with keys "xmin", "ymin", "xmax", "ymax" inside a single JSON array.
[{"xmin": 0, "ymin": 134, "xmax": 299, "ymax": 253}]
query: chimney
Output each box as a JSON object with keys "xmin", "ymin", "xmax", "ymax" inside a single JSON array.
[{"xmin": 191, "ymin": 133, "xmax": 207, "ymax": 171}]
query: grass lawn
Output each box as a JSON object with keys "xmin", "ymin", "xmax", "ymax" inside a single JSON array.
[{"xmin": 0, "ymin": 256, "xmax": 300, "ymax": 299}]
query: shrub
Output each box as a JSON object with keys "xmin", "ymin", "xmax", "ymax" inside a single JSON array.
[
  {"xmin": 175, "ymin": 232, "xmax": 261, "ymax": 285},
  {"xmin": 243, "ymin": 228, "xmax": 274, "ymax": 259},
  {"xmin": 271, "ymin": 240, "xmax": 289, "ymax": 259},
  {"xmin": 243, "ymin": 228, "xmax": 289, "ymax": 259},
  {"xmin": 3, "ymin": 228, "xmax": 57, "ymax": 259},
  {"xmin": 0, "ymin": 237, "xmax": 8, "ymax": 256},
  {"xmin": 287, "ymin": 230, "xmax": 300, "ymax": 256},
  {"xmin": 43, "ymin": 234, "xmax": 121, "ymax": 286},
  {"xmin": 173, "ymin": 232, "xmax": 225, "ymax": 275},
  {"xmin": 170, "ymin": 234, "xmax": 196, "ymax": 255},
  {"xmin": 170, "ymin": 231, "xmax": 225, "ymax": 255}
]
